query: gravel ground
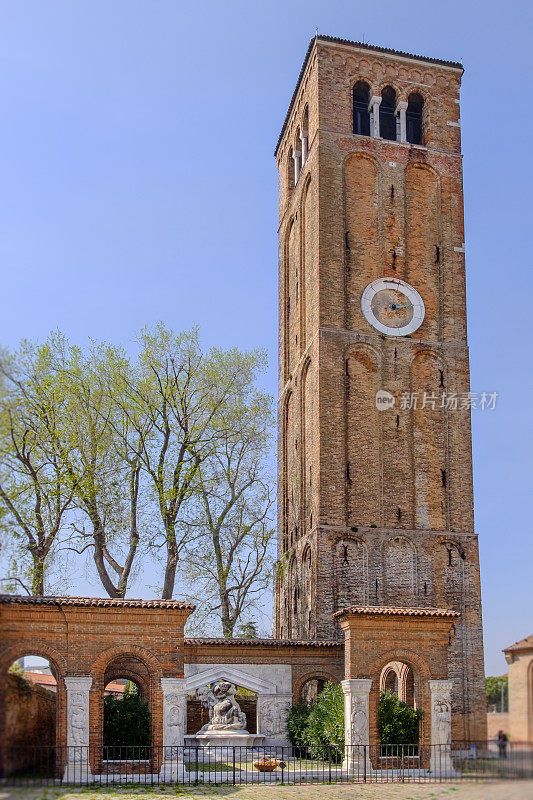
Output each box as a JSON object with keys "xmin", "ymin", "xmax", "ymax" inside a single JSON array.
[{"xmin": 1, "ymin": 782, "xmax": 533, "ymax": 800}]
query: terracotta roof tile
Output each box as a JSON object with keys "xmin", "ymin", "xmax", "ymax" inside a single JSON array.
[
  {"xmin": 504, "ymin": 634, "xmax": 533, "ymax": 653},
  {"xmin": 185, "ymin": 637, "xmax": 341, "ymax": 648},
  {"xmin": 333, "ymin": 605, "xmax": 460, "ymax": 619},
  {"xmin": 23, "ymin": 672, "xmax": 56, "ymax": 686},
  {"xmin": 274, "ymin": 34, "xmax": 463, "ymax": 156},
  {"xmin": 0, "ymin": 594, "xmax": 195, "ymax": 610}
]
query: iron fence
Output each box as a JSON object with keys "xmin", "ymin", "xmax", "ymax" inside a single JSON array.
[{"xmin": 1, "ymin": 742, "xmax": 532, "ymax": 786}]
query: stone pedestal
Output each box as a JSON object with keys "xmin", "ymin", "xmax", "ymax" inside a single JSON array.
[
  {"xmin": 429, "ymin": 680, "xmax": 456, "ymax": 776},
  {"xmin": 159, "ymin": 677, "xmax": 186, "ymax": 782},
  {"xmin": 342, "ymin": 679, "xmax": 372, "ymax": 775},
  {"xmin": 63, "ymin": 677, "xmax": 93, "ymax": 783},
  {"xmin": 194, "ymin": 731, "xmax": 264, "ymax": 757}
]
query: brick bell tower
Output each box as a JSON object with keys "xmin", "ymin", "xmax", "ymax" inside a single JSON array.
[{"xmin": 274, "ymin": 35, "xmax": 486, "ymax": 741}]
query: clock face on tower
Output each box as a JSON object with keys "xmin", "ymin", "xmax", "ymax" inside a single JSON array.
[{"xmin": 361, "ymin": 278, "xmax": 425, "ymax": 336}]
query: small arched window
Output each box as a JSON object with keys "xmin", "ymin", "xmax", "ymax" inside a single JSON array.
[
  {"xmin": 287, "ymin": 147, "xmax": 295, "ymax": 191},
  {"xmin": 353, "ymin": 81, "xmax": 370, "ymax": 136},
  {"xmin": 407, "ymin": 92, "xmax": 424, "ymax": 145},
  {"xmin": 380, "ymin": 86, "xmax": 397, "ymax": 141}
]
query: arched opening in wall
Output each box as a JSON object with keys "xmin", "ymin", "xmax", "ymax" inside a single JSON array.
[
  {"xmin": 299, "ymin": 677, "xmax": 328, "ymax": 704},
  {"xmin": 353, "ymin": 81, "xmax": 370, "ymax": 136},
  {"xmin": 380, "ymin": 86, "xmax": 398, "ymax": 141},
  {"xmin": 186, "ymin": 684, "xmax": 257, "ymax": 735},
  {"xmin": 379, "ymin": 661, "xmax": 416, "ymax": 708},
  {"xmin": 102, "ymin": 657, "xmax": 151, "ymax": 765},
  {"xmin": 3, "ymin": 655, "xmax": 58, "ymax": 779},
  {"xmin": 406, "ymin": 92, "xmax": 424, "ymax": 145},
  {"xmin": 378, "ymin": 661, "xmax": 421, "ymax": 756}
]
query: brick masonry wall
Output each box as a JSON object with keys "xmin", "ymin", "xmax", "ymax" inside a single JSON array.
[
  {"xmin": 506, "ymin": 649, "xmax": 533, "ymax": 741},
  {"xmin": 4, "ymin": 672, "xmax": 56, "ymax": 774},
  {"xmin": 275, "ymin": 38, "xmax": 486, "ymax": 743}
]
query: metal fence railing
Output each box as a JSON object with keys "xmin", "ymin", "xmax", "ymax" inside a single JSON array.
[{"xmin": 1, "ymin": 742, "xmax": 532, "ymax": 786}]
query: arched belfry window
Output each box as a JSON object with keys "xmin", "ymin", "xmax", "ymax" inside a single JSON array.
[
  {"xmin": 380, "ymin": 86, "xmax": 398, "ymax": 141},
  {"xmin": 407, "ymin": 92, "xmax": 424, "ymax": 145},
  {"xmin": 353, "ymin": 81, "xmax": 371, "ymax": 136}
]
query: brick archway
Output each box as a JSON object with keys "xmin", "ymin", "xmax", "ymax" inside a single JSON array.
[
  {"xmin": 89, "ymin": 644, "xmax": 164, "ymax": 759},
  {"xmin": 0, "ymin": 642, "xmax": 67, "ymax": 776},
  {"xmin": 369, "ymin": 648, "xmax": 431, "ymax": 747},
  {"xmin": 293, "ymin": 670, "xmax": 339, "ymax": 703}
]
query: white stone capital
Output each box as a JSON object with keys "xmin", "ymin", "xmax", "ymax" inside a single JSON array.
[
  {"xmin": 341, "ymin": 678, "xmax": 372, "ymax": 696},
  {"xmin": 161, "ymin": 677, "xmax": 186, "ymax": 694},
  {"xmin": 369, "ymin": 95, "xmax": 382, "ymax": 109},
  {"xmin": 396, "ymin": 100, "xmax": 408, "ymax": 112},
  {"xmin": 65, "ymin": 676, "xmax": 92, "ymax": 692},
  {"xmin": 429, "ymin": 679, "xmax": 453, "ymax": 696}
]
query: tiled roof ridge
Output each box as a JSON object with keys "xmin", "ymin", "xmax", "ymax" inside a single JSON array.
[
  {"xmin": 504, "ymin": 634, "xmax": 533, "ymax": 652},
  {"xmin": 0, "ymin": 594, "xmax": 195, "ymax": 610},
  {"xmin": 185, "ymin": 637, "xmax": 341, "ymax": 648},
  {"xmin": 333, "ymin": 605, "xmax": 460, "ymax": 618},
  {"xmin": 274, "ymin": 34, "xmax": 463, "ymax": 156}
]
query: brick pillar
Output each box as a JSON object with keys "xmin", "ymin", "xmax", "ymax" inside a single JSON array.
[
  {"xmin": 342, "ymin": 679, "xmax": 372, "ymax": 774},
  {"xmin": 429, "ymin": 680, "xmax": 455, "ymax": 776},
  {"xmin": 159, "ymin": 678, "xmax": 186, "ymax": 782},
  {"xmin": 63, "ymin": 677, "xmax": 93, "ymax": 783}
]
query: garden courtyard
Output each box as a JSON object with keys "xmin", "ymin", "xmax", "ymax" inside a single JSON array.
[{"xmin": 1, "ymin": 782, "xmax": 533, "ymax": 800}]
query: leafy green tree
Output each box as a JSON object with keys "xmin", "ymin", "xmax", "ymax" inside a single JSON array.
[
  {"xmin": 0, "ymin": 334, "xmax": 148, "ymax": 598},
  {"xmin": 378, "ymin": 690, "xmax": 422, "ymax": 745},
  {"xmin": 486, "ymin": 676, "xmax": 508, "ymax": 712},
  {"xmin": 0, "ymin": 342, "xmax": 75, "ymax": 594},
  {"xmin": 236, "ymin": 620, "xmax": 259, "ymax": 639},
  {"xmin": 179, "ymin": 356, "xmax": 275, "ymax": 636}
]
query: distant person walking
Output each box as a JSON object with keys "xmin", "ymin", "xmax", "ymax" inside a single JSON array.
[{"xmin": 497, "ymin": 729, "xmax": 508, "ymax": 759}]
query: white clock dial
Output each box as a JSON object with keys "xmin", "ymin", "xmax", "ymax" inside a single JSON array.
[{"xmin": 361, "ymin": 278, "xmax": 425, "ymax": 336}]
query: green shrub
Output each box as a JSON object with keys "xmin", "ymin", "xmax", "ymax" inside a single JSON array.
[
  {"xmin": 305, "ymin": 682, "xmax": 345, "ymax": 761},
  {"xmin": 286, "ymin": 700, "xmax": 312, "ymax": 756},
  {"xmin": 378, "ymin": 690, "xmax": 421, "ymax": 745},
  {"xmin": 286, "ymin": 682, "xmax": 344, "ymax": 761}
]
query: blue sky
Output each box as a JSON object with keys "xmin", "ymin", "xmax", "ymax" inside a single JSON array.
[{"xmin": 1, "ymin": 0, "xmax": 531, "ymax": 675}]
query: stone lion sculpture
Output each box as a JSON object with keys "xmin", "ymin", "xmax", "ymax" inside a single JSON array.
[{"xmin": 196, "ymin": 680, "xmax": 247, "ymax": 732}]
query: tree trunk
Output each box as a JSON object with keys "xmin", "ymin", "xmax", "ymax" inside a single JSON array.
[
  {"xmin": 31, "ymin": 554, "xmax": 45, "ymax": 595},
  {"xmin": 161, "ymin": 533, "xmax": 178, "ymax": 599},
  {"xmin": 92, "ymin": 520, "xmax": 122, "ymax": 598}
]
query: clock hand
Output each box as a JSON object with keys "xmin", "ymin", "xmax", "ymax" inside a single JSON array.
[{"xmin": 389, "ymin": 303, "xmax": 410, "ymax": 310}]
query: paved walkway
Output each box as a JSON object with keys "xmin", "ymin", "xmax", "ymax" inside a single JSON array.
[{"xmin": 2, "ymin": 782, "xmax": 533, "ymax": 800}]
